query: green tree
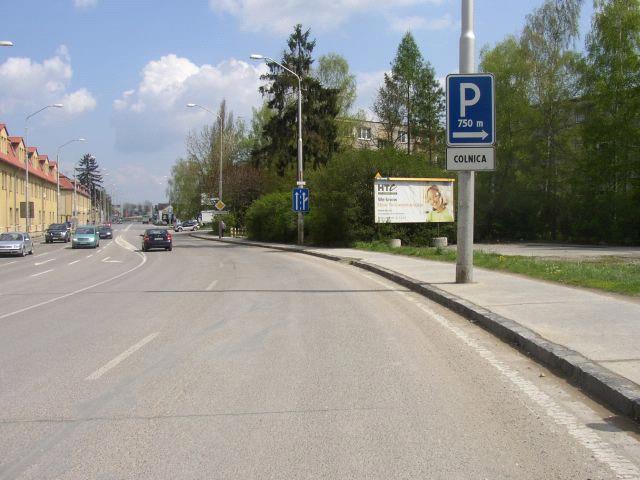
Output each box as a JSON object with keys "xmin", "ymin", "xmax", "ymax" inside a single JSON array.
[
  {"xmin": 478, "ymin": 37, "xmax": 536, "ymax": 240},
  {"xmin": 520, "ymin": 0, "xmax": 583, "ymax": 239},
  {"xmin": 413, "ymin": 61, "xmax": 445, "ymax": 164},
  {"xmin": 576, "ymin": 0, "xmax": 640, "ymax": 242},
  {"xmin": 373, "ymin": 73, "xmax": 405, "ymax": 147},
  {"xmin": 76, "ymin": 153, "xmax": 102, "ymax": 198},
  {"xmin": 254, "ymin": 25, "xmax": 340, "ymax": 175},
  {"xmin": 315, "ymin": 53, "xmax": 357, "ymax": 117}
]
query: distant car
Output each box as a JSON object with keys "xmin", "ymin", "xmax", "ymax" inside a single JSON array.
[
  {"xmin": 45, "ymin": 223, "xmax": 71, "ymax": 243},
  {"xmin": 98, "ymin": 226, "xmax": 113, "ymax": 239},
  {"xmin": 0, "ymin": 232, "xmax": 34, "ymax": 256},
  {"xmin": 174, "ymin": 220, "xmax": 199, "ymax": 232},
  {"xmin": 141, "ymin": 228, "xmax": 172, "ymax": 252},
  {"xmin": 72, "ymin": 226, "xmax": 100, "ymax": 249},
  {"xmin": 142, "ymin": 215, "xmax": 150, "ymax": 224}
]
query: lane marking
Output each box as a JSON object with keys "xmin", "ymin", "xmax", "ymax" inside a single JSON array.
[
  {"xmin": 358, "ymin": 271, "xmax": 640, "ymax": 479},
  {"xmin": 31, "ymin": 269, "xmax": 54, "ymax": 277},
  {"xmin": 85, "ymin": 332, "xmax": 159, "ymax": 380},
  {"xmin": 124, "ymin": 224, "xmax": 132, "ymax": 232},
  {"xmin": 0, "ymin": 249, "xmax": 146, "ymax": 321},
  {"xmin": 0, "ymin": 261, "xmax": 18, "ymax": 267},
  {"xmin": 86, "ymin": 254, "xmax": 93, "ymax": 258},
  {"xmin": 101, "ymin": 256, "xmax": 123, "ymax": 264},
  {"xmin": 206, "ymin": 279, "xmax": 218, "ymax": 291},
  {"xmin": 68, "ymin": 260, "xmax": 81, "ymax": 266},
  {"xmin": 34, "ymin": 258, "xmax": 55, "ymax": 266}
]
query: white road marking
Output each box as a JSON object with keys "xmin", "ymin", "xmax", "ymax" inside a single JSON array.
[
  {"xmin": 85, "ymin": 332, "xmax": 159, "ymax": 380},
  {"xmin": 31, "ymin": 269, "xmax": 54, "ymax": 277},
  {"xmin": 206, "ymin": 279, "xmax": 218, "ymax": 291},
  {"xmin": 86, "ymin": 254, "xmax": 93, "ymax": 258},
  {"xmin": 115, "ymin": 235, "xmax": 137, "ymax": 252},
  {"xmin": 0, "ymin": 261, "xmax": 17, "ymax": 267},
  {"xmin": 68, "ymin": 260, "xmax": 81, "ymax": 265},
  {"xmin": 101, "ymin": 256, "xmax": 123, "ymax": 264},
  {"xmin": 0, "ymin": 250, "xmax": 147, "ymax": 321},
  {"xmin": 358, "ymin": 271, "xmax": 640, "ymax": 479},
  {"xmin": 124, "ymin": 224, "xmax": 132, "ymax": 232},
  {"xmin": 34, "ymin": 258, "xmax": 55, "ymax": 266}
]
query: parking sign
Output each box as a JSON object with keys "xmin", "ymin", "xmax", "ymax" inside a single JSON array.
[{"xmin": 447, "ymin": 73, "xmax": 495, "ymax": 147}]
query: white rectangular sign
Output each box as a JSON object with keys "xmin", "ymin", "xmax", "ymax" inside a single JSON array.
[
  {"xmin": 374, "ymin": 177, "xmax": 455, "ymax": 224},
  {"xmin": 447, "ymin": 147, "xmax": 495, "ymax": 171}
]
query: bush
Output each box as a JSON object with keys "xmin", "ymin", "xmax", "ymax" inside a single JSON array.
[
  {"xmin": 306, "ymin": 149, "xmax": 455, "ymax": 246},
  {"xmin": 245, "ymin": 191, "xmax": 297, "ymax": 242}
]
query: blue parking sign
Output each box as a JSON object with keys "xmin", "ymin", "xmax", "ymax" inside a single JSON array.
[
  {"xmin": 447, "ymin": 74, "xmax": 495, "ymax": 147},
  {"xmin": 292, "ymin": 187, "xmax": 309, "ymax": 213}
]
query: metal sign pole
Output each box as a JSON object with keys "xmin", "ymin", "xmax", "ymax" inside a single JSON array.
[{"xmin": 456, "ymin": 0, "xmax": 475, "ymax": 283}]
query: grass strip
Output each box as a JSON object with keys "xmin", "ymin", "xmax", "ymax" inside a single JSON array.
[{"xmin": 354, "ymin": 241, "xmax": 640, "ymax": 297}]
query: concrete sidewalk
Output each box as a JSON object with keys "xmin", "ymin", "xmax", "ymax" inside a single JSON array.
[{"xmin": 191, "ymin": 233, "xmax": 640, "ymax": 421}]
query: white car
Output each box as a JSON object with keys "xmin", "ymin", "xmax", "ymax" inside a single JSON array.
[
  {"xmin": 174, "ymin": 220, "xmax": 200, "ymax": 232},
  {"xmin": 0, "ymin": 232, "xmax": 34, "ymax": 256}
]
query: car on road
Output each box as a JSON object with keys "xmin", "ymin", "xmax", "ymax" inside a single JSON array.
[
  {"xmin": 141, "ymin": 228, "xmax": 172, "ymax": 252},
  {"xmin": 72, "ymin": 226, "xmax": 100, "ymax": 249},
  {"xmin": 98, "ymin": 225, "xmax": 113, "ymax": 239},
  {"xmin": 45, "ymin": 223, "xmax": 71, "ymax": 243},
  {"xmin": 174, "ymin": 220, "xmax": 199, "ymax": 232},
  {"xmin": 0, "ymin": 232, "xmax": 34, "ymax": 256}
]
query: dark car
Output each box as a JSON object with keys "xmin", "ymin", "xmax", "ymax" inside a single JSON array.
[
  {"xmin": 141, "ymin": 228, "xmax": 172, "ymax": 252},
  {"xmin": 98, "ymin": 226, "xmax": 113, "ymax": 239},
  {"xmin": 45, "ymin": 223, "xmax": 71, "ymax": 243}
]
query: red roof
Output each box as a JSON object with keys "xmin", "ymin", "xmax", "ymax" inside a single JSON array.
[{"xmin": 59, "ymin": 174, "xmax": 90, "ymax": 197}]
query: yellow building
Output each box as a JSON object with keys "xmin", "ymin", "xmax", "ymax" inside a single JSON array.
[
  {"xmin": 0, "ymin": 122, "xmax": 92, "ymax": 234},
  {"xmin": 59, "ymin": 174, "xmax": 91, "ymax": 225}
]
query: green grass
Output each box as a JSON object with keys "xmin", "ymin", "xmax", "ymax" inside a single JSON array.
[{"xmin": 354, "ymin": 241, "xmax": 640, "ymax": 296}]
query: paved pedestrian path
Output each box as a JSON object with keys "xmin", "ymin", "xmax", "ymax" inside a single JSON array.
[{"xmin": 192, "ymin": 233, "xmax": 640, "ymax": 419}]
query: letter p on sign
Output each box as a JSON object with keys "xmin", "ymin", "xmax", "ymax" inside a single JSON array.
[{"xmin": 460, "ymin": 83, "xmax": 480, "ymax": 117}]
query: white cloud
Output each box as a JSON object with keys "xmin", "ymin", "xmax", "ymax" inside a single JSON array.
[
  {"xmin": 209, "ymin": 0, "xmax": 444, "ymax": 35},
  {"xmin": 74, "ymin": 0, "xmax": 97, "ymax": 8},
  {"xmin": 0, "ymin": 46, "xmax": 96, "ymax": 117},
  {"xmin": 388, "ymin": 13, "xmax": 454, "ymax": 32},
  {"xmin": 353, "ymin": 70, "xmax": 388, "ymax": 119},
  {"xmin": 112, "ymin": 54, "xmax": 267, "ymax": 153}
]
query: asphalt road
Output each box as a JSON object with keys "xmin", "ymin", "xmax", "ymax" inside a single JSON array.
[{"xmin": 0, "ymin": 224, "xmax": 639, "ymax": 479}]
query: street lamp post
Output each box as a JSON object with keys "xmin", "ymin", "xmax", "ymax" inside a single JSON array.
[
  {"xmin": 56, "ymin": 138, "xmax": 85, "ymax": 223},
  {"xmin": 250, "ymin": 53, "xmax": 304, "ymax": 245},
  {"xmin": 186, "ymin": 103, "xmax": 225, "ymax": 238},
  {"xmin": 24, "ymin": 104, "xmax": 63, "ymax": 233}
]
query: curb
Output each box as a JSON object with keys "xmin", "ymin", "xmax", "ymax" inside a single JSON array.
[{"xmin": 190, "ymin": 233, "xmax": 640, "ymax": 422}]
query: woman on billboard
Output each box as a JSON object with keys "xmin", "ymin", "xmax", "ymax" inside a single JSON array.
[{"xmin": 425, "ymin": 185, "xmax": 454, "ymax": 222}]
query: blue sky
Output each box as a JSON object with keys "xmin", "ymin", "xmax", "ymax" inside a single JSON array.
[{"xmin": 0, "ymin": 0, "xmax": 594, "ymax": 203}]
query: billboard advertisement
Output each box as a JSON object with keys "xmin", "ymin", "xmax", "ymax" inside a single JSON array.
[{"xmin": 374, "ymin": 177, "xmax": 455, "ymax": 224}]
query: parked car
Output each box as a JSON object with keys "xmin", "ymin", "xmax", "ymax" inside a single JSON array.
[
  {"xmin": 141, "ymin": 228, "xmax": 172, "ymax": 252},
  {"xmin": 0, "ymin": 232, "xmax": 34, "ymax": 256},
  {"xmin": 72, "ymin": 226, "xmax": 100, "ymax": 249},
  {"xmin": 174, "ymin": 220, "xmax": 199, "ymax": 232},
  {"xmin": 45, "ymin": 223, "xmax": 71, "ymax": 243},
  {"xmin": 98, "ymin": 225, "xmax": 113, "ymax": 239}
]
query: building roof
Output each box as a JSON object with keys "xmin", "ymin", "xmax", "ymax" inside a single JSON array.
[
  {"xmin": 1, "ymin": 128, "xmax": 56, "ymax": 185},
  {"xmin": 59, "ymin": 174, "xmax": 91, "ymax": 197}
]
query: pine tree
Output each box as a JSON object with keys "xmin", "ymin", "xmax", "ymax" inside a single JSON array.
[
  {"xmin": 76, "ymin": 153, "xmax": 103, "ymax": 198},
  {"xmin": 253, "ymin": 24, "xmax": 340, "ymax": 175}
]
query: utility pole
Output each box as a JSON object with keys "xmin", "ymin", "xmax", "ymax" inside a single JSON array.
[{"xmin": 456, "ymin": 0, "xmax": 475, "ymax": 283}]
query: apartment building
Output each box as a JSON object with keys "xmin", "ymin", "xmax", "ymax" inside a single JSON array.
[{"xmin": 0, "ymin": 122, "xmax": 91, "ymax": 233}]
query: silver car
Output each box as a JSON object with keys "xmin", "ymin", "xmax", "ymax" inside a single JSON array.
[{"xmin": 0, "ymin": 232, "xmax": 34, "ymax": 256}]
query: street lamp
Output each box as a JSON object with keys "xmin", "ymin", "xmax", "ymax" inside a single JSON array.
[
  {"xmin": 24, "ymin": 104, "xmax": 63, "ymax": 232},
  {"xmin": 250, "ymin": 53, "xmax": 305, "ymax": 244},
  {"xmin": 0, "ymin": 41, "xmax": 13, "ymax": 47},
  {"xmin": 56, "ymin": 138, "xmax": 85, "ymax": 222},
  {"xmin": 187, "ymin": 102, "xmax": 225, "ymax": 237}
]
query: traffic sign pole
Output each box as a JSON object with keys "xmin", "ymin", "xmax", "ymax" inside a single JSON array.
[{"xmin": 457, "ymin": 0, "xmax": 475, "ymax": 284}]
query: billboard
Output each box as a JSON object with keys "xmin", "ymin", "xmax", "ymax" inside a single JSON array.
[
  {"xmin": 374, "ymin": 177, "xmax": 455, "ymax": 224},
  {"xmin": 19, "ymin": 202, "xmax": 35, "ymax": 219}
]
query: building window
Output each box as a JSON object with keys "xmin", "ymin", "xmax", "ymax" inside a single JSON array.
[
  {"xmin": 377, "ymin": 139, "xmax": 391, "ymax": 149},
  {"xmin": 398, "ymin": 131, "xmax": 407, "ymax": 143},
  {"xmin": 575, "ymin": 112, "xmax": 585, "ymax": 124},
  {"xmin": 357, "ymin": 127, "xmax": 372, "ymax": 140}
]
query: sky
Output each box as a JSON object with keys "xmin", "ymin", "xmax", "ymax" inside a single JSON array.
[{"xmin": 0, "ymin": 0, "xmax": 595, "ymax": 204}]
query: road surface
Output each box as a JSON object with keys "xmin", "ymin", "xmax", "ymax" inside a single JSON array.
[{"xmin": 0, "ymin": 224, "xmax": 638, "ymax": 479}]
